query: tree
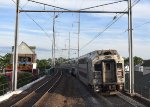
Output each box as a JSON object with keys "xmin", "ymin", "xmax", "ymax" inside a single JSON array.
[
  {"xmin": 36, "ymin": 59, "xmax": 50, "ymax": 69},
  {"xmin": 124, "ymin": 56, "xmax": 143, "ymax": 66},
  {"xmin": 0, "ymin": 53, "xmax": 11, "ymax": 68},
  {"xmin": 134, "ymin": 56, "xmax": 143, "ymax": 65},
  {"xmin": 124, "ymin": 57, "xmax": 129, "ymax": 66}
]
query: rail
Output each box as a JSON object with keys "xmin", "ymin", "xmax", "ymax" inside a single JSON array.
[
  {"xmin": 116, "ymin": 92, "xmax": 146, "ymax": 107},
  {"xmin": 32, "ymin": 71, "xmax": 62, "ymax": 107},
  {"xmin": 11, "ymin": 70, "xmax": 60, "ymax": 107}
]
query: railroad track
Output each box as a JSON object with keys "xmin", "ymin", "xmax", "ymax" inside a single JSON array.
[
  {"xmin": 32, "ymin": 71, "xmax": 62, "ymax": 107},
  {"xmin": 97, "ymin": 92, "xmax": 146, "ymax": 107},
  {"xmin": 11, "ymin": 70, "xmax": 62, "ymax": 107},
  {"xmin": 116, "ymin": 92, "xmax": 146, "ymax": 107}
]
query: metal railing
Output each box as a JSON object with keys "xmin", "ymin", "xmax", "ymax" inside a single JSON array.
[
  {"xmin": 0, "ymin": 70, "xmax": 52, "ymax": 96},
  {"xmin": 0, "ymin": 82, "xmax": 10, "ymax": 96}
]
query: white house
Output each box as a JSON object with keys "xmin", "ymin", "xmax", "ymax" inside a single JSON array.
[
  {"xmin": 124, "ymin": 64, "xmax": 143, "ymax": 74},
  {"xmin": 125, "ymin": 65, "xmax": 129, "ymax": 72},
  {"xmin": 134, "ymin": 64, "xmax": 143, "ymax": 72},
  {"xmin": 141, "ymin": 60, "xmax": 150, "ymax": 75}
]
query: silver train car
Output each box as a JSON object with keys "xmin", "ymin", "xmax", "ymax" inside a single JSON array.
[{"xmin": 72, "ymin": 50, "xmax": 125, "ymax": 93}]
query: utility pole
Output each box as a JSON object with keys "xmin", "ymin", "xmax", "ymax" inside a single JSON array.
[
  {"xmin": 128, "ymin": 0, "xmax": 134, "ymax": 95},
  {"xmin": 52, "ymin": 39, "xmax": 53, "ymax": 67},
  {"xmin": 52, "ymin": 10, "xmax": 56, "ymax": 68},
  {"xmin": 68, "ymin": 32, "xmax": 70, "ymax": 59},
  {"xmin": 78, "ymin": 13, "xmax": 80, "ymax": 59},
  {"xmin": 12, "ymin": 0, "xmax": 19, "ymax": 91}
]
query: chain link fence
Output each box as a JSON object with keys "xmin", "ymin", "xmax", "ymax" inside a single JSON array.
[
  {"xmin": 0, "ymin": 70, "xmax": 46, "ymax": 96},
  {"xmin": 125, "ymin": 72, "xmax": 150, "ymax": 99}
]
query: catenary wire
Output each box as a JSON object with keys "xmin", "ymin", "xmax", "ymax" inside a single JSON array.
[
  {"xmin": 79, "ymin": 0, "xmax": 127, "ymax": 11},
  {"xmin": 80, "ymin": 0, "xmax": 140, "ymax": 51},
  {"xmin": 11, "ymin": 0, "xmax": 50, "ymax": 39}
]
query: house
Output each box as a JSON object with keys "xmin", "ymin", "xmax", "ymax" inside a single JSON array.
[
  {"xmin": 134, "ymin": 64, "xmax": 143, "ymax": 72},
  {"xmin": 125, "ymin": 64, "xmax": 143, "ymax": 74},
  {"xmin": 10, "ymin": 41, "xmax": 37, "ymax": 71},
  {"xmin": 141, "ymin": 60, "xmax": 150, "ymax": 75},
  {"xmin": 124, "ymin": 65, "xmax": 129, "ymax": 73}
]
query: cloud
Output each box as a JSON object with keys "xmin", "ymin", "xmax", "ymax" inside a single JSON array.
[
  {"xmin": 133, "ymin": 3, "xmax": 150, "ymax": 19},
  {"xmin": 1, "ymin": 0, "xmax": 150, "ymax": 59}
]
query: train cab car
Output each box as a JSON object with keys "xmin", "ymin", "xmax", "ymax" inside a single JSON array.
[{"xmin": 77, "ymin": 50, "xmax": 125, "ymax": 93}]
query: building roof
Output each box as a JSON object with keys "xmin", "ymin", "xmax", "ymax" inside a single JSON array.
[
  {"xmin": 12, "ymin": 41, "xmax": 36, "ymax": 54},
  {"xmin": 141, "ymin": 60, "xmax": 150, "ymax": 66}
]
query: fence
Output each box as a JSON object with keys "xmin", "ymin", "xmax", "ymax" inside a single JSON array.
[
  {"xmin": 0, "ymin": 70, "xmax": 46, "ymax": 96},
  {"xmin": 125, "ymin": 72, "xmax": 150, "ymax": 99},
  {"xmin": 0, "ymin": 82, "xmax": 10, "ymax": 96}
]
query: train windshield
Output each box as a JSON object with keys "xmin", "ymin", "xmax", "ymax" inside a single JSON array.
[
  {"xmin": 94, "ymin": 64, "xmax": 102, "ymax": 71},
  {"xmin": 117, "ymin": 63, "xmax": 122, "ymax": 69}
]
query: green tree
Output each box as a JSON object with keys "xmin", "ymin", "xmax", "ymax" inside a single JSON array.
[
  {"xmin": 55, "ymin": 57, "xmax": 67, "ymax": 65},
  {"xmin": 36, "ymin": 59, "xmax": 50, "ymax": 69},
  {"xmin": 0, "ymin": 53, "xmax": 11, "ymax": 69},
  {"xmin": 124, "ymin": 56, "xmax": 143, "ymax": 66},
  {"xmin": 134, "ymin": 56, "xmax": 143, "ymax": 65}
]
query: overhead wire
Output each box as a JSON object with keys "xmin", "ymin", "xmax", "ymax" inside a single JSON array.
[
  {"xmin": 11, "ymin": 0, "xmax": 51, "ymax": 39},
  {"xmin": 80, "ymin": 0, "xmax": 140, "ymax": 51},
  {"xmin": 118, "ymin": 0, "xmax": 141, "ymax": 35},
  {"xmin": 28, "ymin": 0, "xmax": 71, "ymax": 11},
  {"xmin": 120, "ymin": 18, "xmax": 150, "ymax": 35},
  {"xmin": 22, "ymin": 0, "xmax": 29, "ymax": 8},
  {"xmin": 0, "ymin": 47, "xmax": 11, "ymax": 54},
  {"xmin": 9, "ymin": 0, "xmax": 141, "ymax": 55},
  {"xmin": 134, "ymin": 20, "xmax": 150, "ymax": 29},
  {"xmin": 79, "ymin": 0, "xmax": 127, "ymax": 11}
]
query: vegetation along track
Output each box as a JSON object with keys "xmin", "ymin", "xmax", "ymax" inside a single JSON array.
[{"xmin": 11, "ymin": 70, "xmax": 62, "ymax": 107}]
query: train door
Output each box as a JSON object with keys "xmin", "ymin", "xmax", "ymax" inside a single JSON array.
[{"xmin": 102, "ymin": 60, "xmax": 116, "ymax": 83}]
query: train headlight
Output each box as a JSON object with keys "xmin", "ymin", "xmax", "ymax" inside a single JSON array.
[
  {"xmin": 93, "ymin": 72, "xmax": 101, "ymax": 79},
  {"xmin": 93, "ymin": 79, "xmax": 100, "ymax": 84}
]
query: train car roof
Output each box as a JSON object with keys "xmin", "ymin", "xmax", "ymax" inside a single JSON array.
[{"xmin": 79, "ymin": 49, "xmax": 119, "ymax": 59}]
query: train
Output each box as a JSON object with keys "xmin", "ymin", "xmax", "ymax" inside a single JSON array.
[{"xmin": 69, "ymin": 50, "xmax": 125, "ymax": 93}]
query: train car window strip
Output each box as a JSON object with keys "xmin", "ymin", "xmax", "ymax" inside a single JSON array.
[{"xmin": 117, "ymin": 63, "xmax": 122, "ymax": 69}]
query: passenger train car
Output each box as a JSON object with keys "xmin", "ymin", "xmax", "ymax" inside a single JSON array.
[{"xmin": 71, "ymin": 50, "xmax": 124, "ymax": 93}]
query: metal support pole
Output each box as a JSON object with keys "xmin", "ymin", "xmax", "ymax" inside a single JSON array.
[
  {"xmin": 68, "ymin": 32, "xmax": 70, "ymax": 59},
  {"xmin": 128, "ymin": 0, "xmax": 134, "ymax": 95},
  {"xmin": 77, "ymin": 13, "xmax": 80, "ymax": 77},
  {"xmin": 78, "ymin": 13, "xmax": 80, "ymax": 59},
  {"xmin": 52, "ymin": 40, "xmax": 53, "ymax": 67},
  {"xmin": 19, "ymin": 10, "xmax": 128, "ymax": 14},
  {"xmin": 53, "ymin": 11, "xmax": 56, "ymax": 67},
  {"xmin": 12, "ymin": 0, "xmax": 19, "ymax": 91}
]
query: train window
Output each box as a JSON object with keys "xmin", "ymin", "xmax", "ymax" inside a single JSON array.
[
  {"xmin": 79, "ymin": 58, "xmax": 87, "ymax": 64},
  {"xmin": 117, "ymin": 63, "xmax": 122, "ymax": 69},
  {"xmin": 103, "ymin": 51, "xmax": 112, "ymax": 55},
  {"xmin": 27, "ymin": 57, "xmax": 31, "ymax": 62},
  {"xmin": 94, "ymin": 64, "xmax": 102, "ymax": 71},
  {"xmin": 106, "ymin": 63, "xmax": 110, "ymax": 70}
]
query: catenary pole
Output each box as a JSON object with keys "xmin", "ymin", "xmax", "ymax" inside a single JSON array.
[
  {"xmin": 78, "ymin": 13, "xmax": 80, "ymax": 59},
  {"xmin": 53, "ymin": 10, "xmax": 56, "ymax": 67},
  {"xmin": 12, "ymin": 0, "xmax": 19, "ymax": 91},
  {"xmin": 128, "ymin": 0, "xmax": 134, "ymax": 95},
  {"xmin": 68, "ymin": 32, "xmax": 70, "ymax": 59}
]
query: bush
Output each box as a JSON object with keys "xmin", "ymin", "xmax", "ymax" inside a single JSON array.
[
  {"xmin": 17, "ymin": 72, "xmax": 32, "ymax": 88},
  {"xmin": 0, "ymin": 75, "xmax": 9, "ymax": 95}
]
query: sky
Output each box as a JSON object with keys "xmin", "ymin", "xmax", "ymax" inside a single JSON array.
[{"xmin": 0, "ymin": 0, "xmax": 150, "ymax": 59}]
